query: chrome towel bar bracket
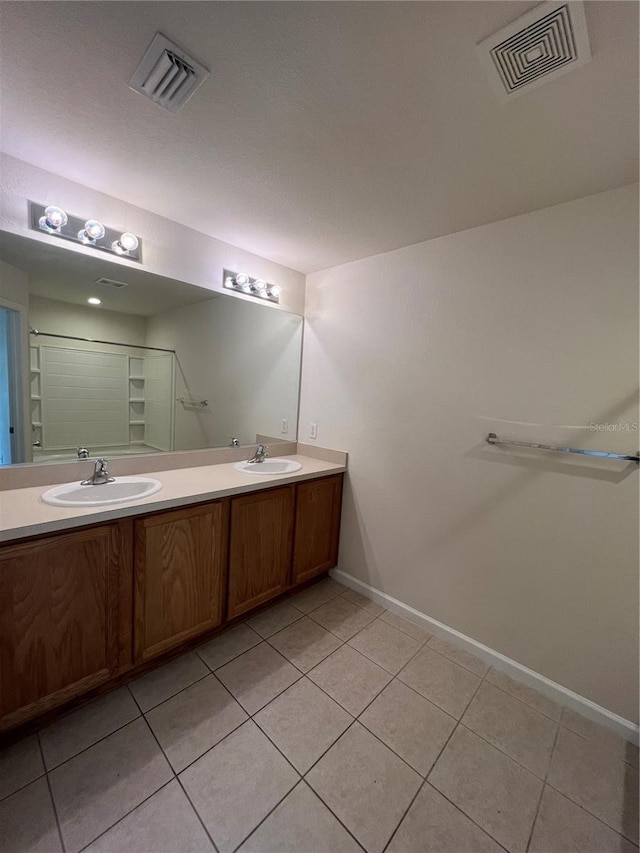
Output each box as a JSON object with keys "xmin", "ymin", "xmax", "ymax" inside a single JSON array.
[{"xmin": 486, "ymin": 433, "xmax": 640, "ymax": 464}]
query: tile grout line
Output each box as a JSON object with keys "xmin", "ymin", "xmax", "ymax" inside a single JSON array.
[
  {"xmin": 74, "ymin": 778, "xmax": 176, "ymax": 853},
  {"xmin": 382, "ymin": 660, "xmax": 496, "ymax": 853},
  {"xmin": 132, "ymin": 667, "xmax": 212, "ymax": 714},
  {"xmin": 543, "ymin": 779, "xmax": 640, "ymax": 846},
  {"xmin": 37, "ymin": 731, "xmax": 67, "ymax": 853},
  {"xmin": 129, "ymin": 685, "xmax": 222, "ymax": 853},
  {"xmin": 525, "ymin": 719, "xmax": 560, "ymax": 853}
]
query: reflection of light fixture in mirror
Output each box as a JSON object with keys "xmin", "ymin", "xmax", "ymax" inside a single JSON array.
[
  {"xmin": 223, "ymin": 269, "xmax": 280, "ymax": 304},
  {"xmin": 112, "ymin": 232, "xmax": 139, "ymax": 255},
  {"xmin": 30, "ymin": 201, "xmax": 142, "ymax": 262},
  {"xmin": 78, "ymin": 219, "xmax": 106, "ymax": 244},
  {"xmin": 38, "ymin": 205, "xmax": 68, "ymax": 233},
  {"xmin": 87, "ymin": 297, "xmax": 102, "ymax": 305}
]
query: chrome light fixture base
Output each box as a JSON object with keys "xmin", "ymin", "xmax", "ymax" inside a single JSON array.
[
  {"xmin": 29, "ymin": 202, "xmax": 142, "ymax": 262},
  {"xmin": 223, "ymin": 269, "xmax": 280, "ymax": 304}
]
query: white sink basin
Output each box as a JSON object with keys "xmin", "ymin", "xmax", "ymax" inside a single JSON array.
[
  {"xmin": 42, "ymin": 477, "xmax": 162, "ymax": 507},
  {"xmin": 234, "ymin": 459, "xmax": 302, "ymax": 476}
]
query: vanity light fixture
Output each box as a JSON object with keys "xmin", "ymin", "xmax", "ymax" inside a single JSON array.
[
  {"xmin": 112, "ymin": 232, "xmax": 139, "ymax": 255},
  {"xmin": 78, "ymin": 219, "xmax": 106, "ymax": 244},
  {"xmin": 38, "ymin": 205, "xmax": 68, "ymax": 233},
  {"xmin": 29, "ymin": 201, "xmax": 142, "ymax": 262},
  {"xmin": 223, "ymin": 269, "xmax": 280, "ymax": 304}
]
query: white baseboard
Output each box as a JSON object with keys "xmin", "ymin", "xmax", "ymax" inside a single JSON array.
[{"xmin": 330, "ymin": 568, "xmax": 639, "ymax": 746}]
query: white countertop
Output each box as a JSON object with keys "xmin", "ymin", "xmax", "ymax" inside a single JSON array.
[{"xmin": 0, "ymin": 455, "xmax": 346, "ymax": 543}]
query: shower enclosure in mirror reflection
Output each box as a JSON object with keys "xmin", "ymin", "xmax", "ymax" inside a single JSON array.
[{"xmin": 0, "ymin": 232, "xmax": 303, "ymax": 465}]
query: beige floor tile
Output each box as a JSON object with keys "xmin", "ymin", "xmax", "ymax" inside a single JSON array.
[
  {"xmin": 387, "ymin": 783, "xmax": 503, "ymax": 853},
  {"xmin": 289, "ymin": 578, "xmax": 345, "ymax": 613},
  {"xmin": 485, "ymin": 667, "xmax": 563, "ymax": 721},
  {"xmin": 462, "ymin": 681, "xmax": 558, "ymax": 778},
  {"xmin": 40, "ymin": 687, "xmax": 140, "ymax": 770},
  {"xmin": 308, "ymin": 644, "xmax": 391, "ymax": 716},
  {"xmin": 268, "ymin": 616, "xmax": 342, "ymax": 672},
  {"xmin": 0, "ymin": 736, "xmax": 44, "ymax": 802},
  {"xmin": 197, "ymin": 623, "xmax": 262, "ymax": 671},
  {"xmin": 180, "ymin": 720, "xmax": 299, "ymax": 853},
  {"xmin": 340, "ymin": 587, "xmax": 385, "ymax": 616},
  {"xmin": 398, "ymin": 646, "xmax": 481, "ymax": 719},
  {"xmin": 360, "ymin": 680, "xmax": 456, "ymax": 776},
  {"xmin": 247, "ymin": 601, "xmax": 304, "ymax": 638},
  {"xmin": 349, "ymin": 619, "xmax": 422, "ymax": 674},
  {"xmin": 427, "ymin": 636, "xmax": 489, "ymax": 677},
  {"xmin": 429, "ymin": 725, "xmax": 543, "ymax": 853},
  {"xmin": 530, "ymin": 785, "xmax": 637, "ymax": 853},
  {"xmin": 379, "ymin": 610, "xmax": 432, "ymax": 643},
  {"xmin": 84, "ymin": 780, "xmax": 214, "ymax": 852},
  {"xmin": 306, "ymin": 722, "xmax": 421, "ymax": 853},
  {"xmin": 548, "ymin": 727, "xmax": 639, "ymax": 843},
  {"xmin": 254, "ymin": 678, "xmax": 352, "ymax": 773},
  {"xmin": 561, "ymin": 708, "xmax": 639, "ymax": 768},
  {"xmin": 129, "ymin": 652, "xmax": 209, "ymax": 712},
  {"xmin": 48, "ymin": 717, "xmax": 172, "ymax": 853},
  {"xmin": 0, "ymin": 777, "xmax": 62, "ymax": 853},
  {"xmin": 238, "ymin": 781, "xmax": 362, "ymax": 853},
  {"xmin": 216, "ymin": 642, "xmax": 301, "ymax": 714},
  {"xmin": 145, "ymin": 674, "xmax": 248, "ymax": 772},
  {"xmin": 309, "ymin": 596, "xmax": 376, "ymax": 641}
]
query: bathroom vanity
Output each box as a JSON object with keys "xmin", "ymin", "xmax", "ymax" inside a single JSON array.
[{"xmin": 0, "ymin": 458, "xmax": 344, "ymax": 734}]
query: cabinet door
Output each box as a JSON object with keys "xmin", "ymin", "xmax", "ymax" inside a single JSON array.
[
  {"xmin": 228, "ymin": 486, "xmax": 294, "ymax": 618},
  {"xmin": 134, "ymin": 501, "xmax": 228, "ymax": 662},
  {"xmin": 0, "ymin": 523, "xmax": 128, "ymax": 732},
  {"xmin": 292, "ymin": 474, "xmax": 343, "ymax": 584}
]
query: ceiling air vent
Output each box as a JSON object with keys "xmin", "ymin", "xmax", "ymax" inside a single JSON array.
[
  {"xmin": 477, "ymin": 1, "xmax": 591, "ymax": 101},
  {"xmin": 95, "ymin": 277, "xmax": 129, "ymax": 289},
  {"xmin": 129, "ymin": 33, "xmax": 209, "ymax": 113}
]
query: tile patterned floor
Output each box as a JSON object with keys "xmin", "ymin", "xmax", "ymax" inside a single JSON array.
[{"xmin": 1, "ymin": 577, "xmax": 638, "ymax": 853}]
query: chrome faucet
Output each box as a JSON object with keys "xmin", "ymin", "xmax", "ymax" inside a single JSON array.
[
  {"xmin": 247, "ymin": 444, "xmax": 269, "ymax": 464},
  {"xmin": 229, "ymin": 437, "xmax": 239, "ymax": 447},
  {"xmin": 81, "ymin": 458, "xmax": 115, "ymax": 486},
  {"xmin": 77, "ymin": 446, "xmax": 90, "ymax": 459}
]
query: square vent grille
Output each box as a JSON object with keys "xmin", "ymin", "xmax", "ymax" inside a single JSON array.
[
  {"xmin": 477, "ymin": 1, "xmax": 591, "ymax": 101},
  {"xmin": 129, "ymin": 33, "xmax": 209, "ymax": 113},
  {"xmin": 95, "ymin": 277, "xmax": 129, "ymax": 289}
]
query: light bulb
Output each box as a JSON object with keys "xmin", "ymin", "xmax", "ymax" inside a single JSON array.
[
  {"xmin": 112, "ymin": 232, "xmax": 139, "ymax": 254},
  {"xmin": 254, "ymin": 279, "xmax": 268, "ymax": 292},
  {"xmin": 87, "ymin": 297, "xmax": 101, "ymax": 305},
  {"xmin": 78, "ymin": 219, "xmax": 105, "ymax": 243},
  {"xmin": 235, "ymin": 273, "xmax": 250, "ymax": 286},
  {"xmin": 39, "ymin": 205, "xmax": 67, "ymax": 232},
  {"xmin": 268, "ymin": 285, "xmax": 281, "ymax": 299}
]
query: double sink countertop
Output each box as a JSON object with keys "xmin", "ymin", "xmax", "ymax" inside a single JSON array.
[{"xmin": 0, "ymin": 454, "xmax": 346, "ymax": 543}]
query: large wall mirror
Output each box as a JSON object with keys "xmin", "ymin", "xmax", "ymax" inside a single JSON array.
[{"xmin": 0, "ymin": 232, "xmax": 303, "ymax": 466}]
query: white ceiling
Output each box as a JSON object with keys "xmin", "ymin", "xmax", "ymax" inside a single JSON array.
[
  {"xmin": 0, "ymin": 232, "xmax": 218, "ymax": 316},
  {"xmin": 0, "ymin": 2, "xmax": 637, "ymax": 274}
]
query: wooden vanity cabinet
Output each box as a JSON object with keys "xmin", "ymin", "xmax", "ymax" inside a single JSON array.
[
  {"xmin": 0, "ymin": 521, "xmax": 132, "ymax": 732},
  {"xmin": 292, "ymin": 474, "xmax": 343, "ymax": 584},
  {"xmin": 133, "ymin": 501, "xmax": 228, "ymax": 663},
  {"xmin": 228, "ymin": 485, "xmax": 295, "ymax": 618},
  {"xmin": 0, "ymin": 471, "xmax": 343, "ymax": 733}
]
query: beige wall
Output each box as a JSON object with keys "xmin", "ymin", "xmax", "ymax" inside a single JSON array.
[
  {"xmin": 29, "ymin": 296, "xmax": 148, "ymax": 348},
  {"xmin": 1, "ymin": 153, "xmax": 306, "ymax": 315},
  {"xmin": 147, "ymin": 296, "xmax": 302, "ymax": 449},
  {"xmin": 299, "ymin": 184, "xmax": 639, "ymax": 722}
]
